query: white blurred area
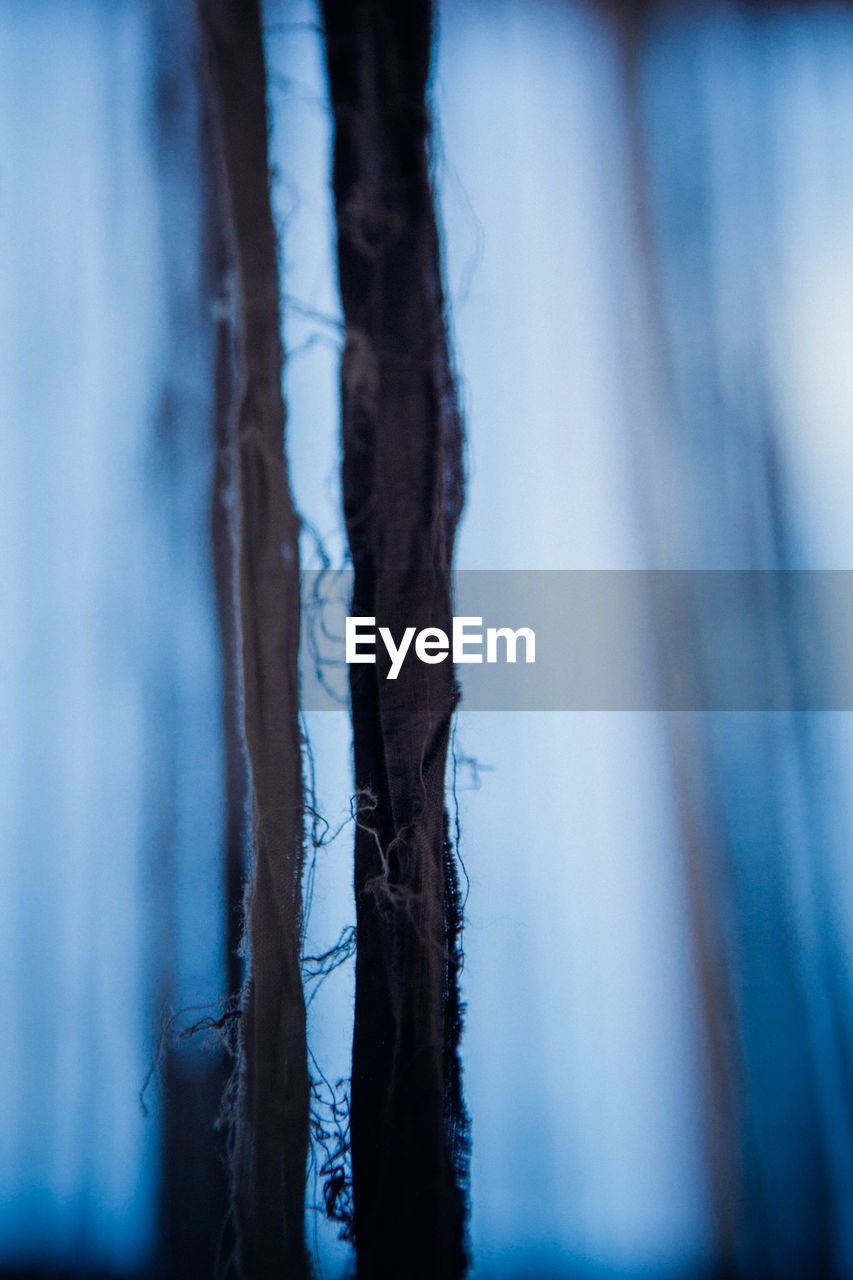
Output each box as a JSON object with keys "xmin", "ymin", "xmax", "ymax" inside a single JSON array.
[
  {"xmin": 435, "ymin": 3, "xmax": 710, "ymax": 1273},
  {"xmin": 0, "ymin": 1, "xmax": 225, "ymax": 1272}
]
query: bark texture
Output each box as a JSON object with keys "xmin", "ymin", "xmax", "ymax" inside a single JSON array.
[
  {"xmin": 322, "ymin": 3, "xmax": 469, "ymax": 1277},
  {"xmin": 198, "ymin": 2, "xmax": 311, "ymax": 1275}
]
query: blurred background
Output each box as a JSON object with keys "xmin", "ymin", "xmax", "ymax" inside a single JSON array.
[{"xmin": 4, "ymin": 0, "xmax": 853, "ymax": 1275}]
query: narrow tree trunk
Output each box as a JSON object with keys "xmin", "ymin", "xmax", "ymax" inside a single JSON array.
[
  {"xmin": 198, "ymin": 3, "xmax": 311, "ymax": 1275},
  {"xmin": 322, "ymin": 4, "xmax": 469, "ymax": 1276}
]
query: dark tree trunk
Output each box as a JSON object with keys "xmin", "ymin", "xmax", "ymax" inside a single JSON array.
[
  {"xmin": 322, "ymin": 3, "xmax": 469, "ymax": 1277},
  {"xmin": 198, "ymin": 2, "xmax": 311, "ymax": 1275}
]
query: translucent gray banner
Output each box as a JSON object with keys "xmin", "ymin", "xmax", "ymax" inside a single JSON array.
[{"xmin": 299, "ymin": 570, "xmax": 853, "ymax": 711}]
